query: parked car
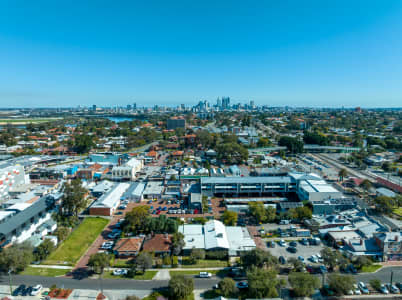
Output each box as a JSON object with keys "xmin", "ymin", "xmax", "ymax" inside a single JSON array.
[
  {"xmin": 353, "ymin": 284, "xmax": 361, "ymax": 295},
  {"xmin": 199, "ymin": 272, "xmax": 212, "ymax": 278},
  {"xmin": 309, "ymin": 255, "xmax": 318, "ymax": 263},
  {"xmin": 30, "ymin": 285, "xmax": 43, "ymax": 296},
  {"xmin": 289, "ymin": 241, "xmax": 297, "ymax": 247},
  {"xmin": 387, "ymin": 284, "xmax": 400, "ymax": 294},
  {"xmin": 358, "ymin": 282, "xmax": 369, "ymax": 294},
  {"xmin": 318, "ymin": 265, "xmax": 328, "ymax": 274},
  {"xmin": 12, "ymin": 285, "xmax": 26, "ymax": 296},
  {"xmin": 380, "ymin": 284, "xmax": 389, "ymax": 294},
  {"xmin": 287, "ymin": 246, "xmax": 297, "ymax": 253},
  {"xmin": 279, "ymin": 240, "xmax": 287, "ymax": 247},
  {"xmin": 268, "ymin": 241, "xmax": 275, "ymax": 248},
  {"xmin": 301, "ymin": 238, "xmax": 309, "ymax": 245},
  {"xmin": 297, "ymin": 256, "xmax": 304, "ymax": 261},
  {"xmin": 279, "ymin": 256, "xmax": 286, "ymax": 264},
  {"xmin": 113, "ymin": 269, "xmax": 128, "ymax": 276},
  {"xmin": 236, "ymin": 281, "xmax": 248, "ymax": 289}
]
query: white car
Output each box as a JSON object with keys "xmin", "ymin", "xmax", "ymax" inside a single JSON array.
[
  {"xmin": 279, "ymin": 240, "xmax": 287, "ymax": 247},
  {"xmin": 199, "ymin": 272, "xmax": 212, "ymax": 278},
  {"xmin": 30, "ymin": 285, "xmax": 42, "ymax": 296},
  {"xmin": 113, "ymin": 269, "xmax": 128, "ymax": 276},
  {"xmin": 380, "ymin": 284, "xmax": 389, "ymax": 294},
  {"xmin": 309, "ymin": 255, "xmax": 318, "ymax": 263},
  {"xmin": 358, "ymin": 282, "xmax": 369, "ymax": 294},
  {"xmin": 353, "ymin": 284, "xmax": 361, "ymax": 295},
  {"xmin": 101, "ymin": 242, "xmax": 113, "ymax": 249}
]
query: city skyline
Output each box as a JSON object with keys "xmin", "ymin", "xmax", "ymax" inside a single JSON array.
[{"xmin": 1, "ymin": 1, "xmax": 402, "ymax": 108}]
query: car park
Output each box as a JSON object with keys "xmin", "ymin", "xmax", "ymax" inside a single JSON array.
[
  {"xmin": 289, "ymin": 241, "xmax": 297, "ymax": 247},
  {"xmin": 30, "ymin": 285, "xmax": 43, "ymax": 296},
  {"xmin": 199, "ymin": 272, "xmax": 212, "ymax": 278},
  {"xmin": 358, "ymin": 282, "xmax": 369, "ymax": 294},
  {"xmin": 301, "ymin": 238, "xmax": 309, "ymax": 245},
  {"xmin": 388, "ymin": 284, "xmax": 400, "ymax": 294}
]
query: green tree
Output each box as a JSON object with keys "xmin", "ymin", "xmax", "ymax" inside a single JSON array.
[
  {"xmin": 189, "ymin": 249, "xmax": 205, "ymax": 264},
  {"xmin": 136, "ymin": 252, "xmax": 153, "ymax": 273},
  {"xmin": 61, "ymin": 179, "xmax": 88, "ymax": 217},
  {"xmin": 266, "ymin": 206, "xmax": 277, "ymax": 223},
  {"xmin": 218, "ymin": 278, "xmax": 237, "ymax": 297},
  {"xmin": 338, "ymin": 168, "xmax": 348, "ymax": 181},
  {"xmin": 374, "ymin": 196, "xmax": 395, "ymax": 214},
  {"xmin": 215, "ymin": 142, "xmax": 248, "ymax": 164},
  {"xmin": 320, "ymin": 247, "xmax": 342, "ymax": 271},
  {"xmin": 328, "ymin": 273, "xmax": 355, "ymax": 296},
  {"xmin": 289, "ymin": 272, "xmax": 320, "ymax": 297},
  {"xmin": 123, "ymin": 205, "xmax": 150, "ymax": 234},
  {"xmin": 248, "ymin": 201, "xmax": 267, "ymax": 224},
  {"xmin": 34, "ymin": 239, "xmax": 56, "ymax": 261},
  {"xmin": 288, "ymin": 257, "xmax": 305, "ymax": 272},
  {"xmin": 0, "ymin": 242, "xmax": 34, "ymax": 273},
  {"xmin": 257, "ymin": 137, "xmax": 271, "ymax": 147},
  {"xmin": 222, "ymin": 210, "xmax": 238, "ymax": 226},
  {"xmin": 241, "ymin": 248, "xmax": 278, "ymax": 270},
  {"xmin": 287, "ymin": 206, "xmax": 312, "ymax": 220},
  {"xmin": 169, "ymin": 274, "xmax": 194, "ymax": 300},
  {"xmin": 54, "ymin": 226, "xmax": 70, "ymax": 242},
  {"xmin": 171, "ymin": 232, "xmax": 185, "ymax": 256},
  {"xmin": 278, "ymin": 136, "xmax": 304, "ymax": 153},
  {"xmin": 247, "ymin": 267, "xmax": 281, "ymax": 298},
  {"xmin": 73, "ymin": 134, "xmax": 95, "ymax": 154},
  {"xmin": 369, "ymin": 279, "xmax": 381, "ymax": 291},
  {"xmin": 88, "ymin": 252, "xmax": 111, "ymax": 274},
  {"xmin": 360, "ymin": 179, "xmax": 372, "ymax": 191}
]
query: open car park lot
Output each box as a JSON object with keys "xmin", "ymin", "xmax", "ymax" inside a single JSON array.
[{"xmin": 268, "ymin": 239, "xmax": 324, "ymax": 261}]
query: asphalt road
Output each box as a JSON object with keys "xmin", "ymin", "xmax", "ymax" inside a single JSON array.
[{"xmin": 2, "ymin": 267, "xmax": 401, "ymax": 291}]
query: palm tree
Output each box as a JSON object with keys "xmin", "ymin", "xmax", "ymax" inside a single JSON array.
[{"xmin": 338, "ymin": 168, "xmax": 348, "ymax": 182}]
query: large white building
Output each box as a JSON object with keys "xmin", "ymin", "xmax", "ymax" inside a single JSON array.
[
  {"xmin": 89, "ymin": 182, "xmax": 130, "ymax": 216},
  {"xmin": 111, "ymin": 158, "xmax": 144, "ymax": 181},
  {"xmin": 179, "ymin": 220, "xmax": 256, "ymax": 256}
]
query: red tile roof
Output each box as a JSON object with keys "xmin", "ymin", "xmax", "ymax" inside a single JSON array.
[{"xmin": 142, "ymin": 234, "xmax": 172, "ymax": 252}]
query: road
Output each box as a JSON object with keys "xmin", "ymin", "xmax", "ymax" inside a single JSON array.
[{"xmin": 3, "ymin": 267, "xmax": 401, "ymax": 291}]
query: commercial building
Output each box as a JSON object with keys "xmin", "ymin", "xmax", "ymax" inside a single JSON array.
[
  {"xmin": 375, "ymin": 232, "xmax": 402, "ymax": 261},
  {"xmin": 111, "ymin": 158, "xmax": 144, "ymax": 181},
  {"xmin": 0, "ymin": 196, "xmax": 56, "ymax": 247},
  {"xmin": 142, "ymin": 181, "xmax": 164, "ymax": 200},
  {"xmin": 0, "ymin": 164, "xmax": 28, "ymax": 202},
  {"xmin": 122, "ymin": 182, "xmax": 146, "ymax": 202},
  {"xmin": 89, "ymin": 183, "xmax": 130, "ymax": 216},
  {"xmin": 179, "ymin": 220, "xmax": 256, "ymax": 256}
]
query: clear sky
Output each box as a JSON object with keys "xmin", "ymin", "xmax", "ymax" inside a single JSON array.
[{"xmin": 0, "ymin": 0, "xmax": 402, "ymax": 108}]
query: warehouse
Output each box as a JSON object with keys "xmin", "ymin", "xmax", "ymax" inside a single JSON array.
[{"xmin": 90, "ymin": 183, "xmax": 130, "ymax": 216}]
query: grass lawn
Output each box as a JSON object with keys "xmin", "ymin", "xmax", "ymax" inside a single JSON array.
[
  {"xmin": 44, "ymin": 217, "xmax": 109, "ymax": 265},
  {"xmin": 393, "ymin": 207, "xmax": 402, "ymax": 217},
  {"xmin": 181, "ymin": 258, "xmax": 229, "ymax": 268},
  {"xmin": 112, "ymin": 258, "xmax": 132, "ymax": 268},
  {"xmin": 103, "ymin": 270, "xmax": 157, "ymax": 280},
  {"xmin": 170, "ymin": 269, "xmax": 228, "ymax": 277},
  {"xmin": 20, "ymin": 267, "xmax": 69, "ymax": 277},
  {"xmin": 361, "ymin": 264, "xmax": 382, "ymax": 273}
]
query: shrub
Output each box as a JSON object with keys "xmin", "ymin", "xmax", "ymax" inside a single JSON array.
[
  {"xmin": 206, "ymin": 250, "xmax": 227, "ymax": 260},
  {"xmin": 163, "ymin": 255, "xmax": 171, "ymax": 266},
  {"xmin": 370, "ymin": 279, "xmax": 381, "ymax": 291},
  {"xmin": 172, "ymin": 256, "xmax": 179, "ymax": 267}
]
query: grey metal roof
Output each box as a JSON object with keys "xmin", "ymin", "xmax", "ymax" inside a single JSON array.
[
  {"xmin": 201, "ymin": 176, "xmax": 292, "ymax": 184},
  {"xmin": 0, "ymin": 197, "xmax": 51, "ymax": 237}
]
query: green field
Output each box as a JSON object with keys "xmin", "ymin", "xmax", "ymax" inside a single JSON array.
[
  {"xmin": 103, "ymin": 270, "xmax": 157, "ymax": 280},
  {"xmin": 361, "ymin": 264, "xmax": 382, "ymax": 273},
  {"xmin": 20, "ymin": 267, "xmax": 69, "ymax": 277},
  {"xmin": 181, "ymin": 258, "xmax": 229, "ymax": 268},
  {"xmin": 44, "ymin": 217, "xmax": 109, "ymax": 265}
]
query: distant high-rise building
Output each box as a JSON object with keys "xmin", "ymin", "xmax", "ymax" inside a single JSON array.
[
  {"xmin": 92, "ymin": 104, "xmax": 97, "ymax": 111},
  {"xmin": 216, "ymin": 97, "xmax": 222, "ymax": 108},
  {"xmin": 133, "ymin": 103, "xmax": 137, "ymax": 110},
  {"xmin": 250, "ymin": 100, "xmax": 255, "ymax": 108},
  {"xmin": 127, "ymin": 104, "xmax": 132, "ymax": 110},
  {"xmin": 222, "ymin": 97, "xmax": 230, "ymax": 109},
  {"xmin": 181, "ymin": 104, "xmax": 185, "ymax": 110}
]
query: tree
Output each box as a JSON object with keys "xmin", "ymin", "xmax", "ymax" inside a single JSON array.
[
  {"xmin": 73, "ymin": 134, "xmax": 95, "ymax": 154},
  {"xmin": 215, "ymin": 142, "xmax": 248, "ymax": 164},
  {"xmin": 248, "ymin": 201, "xmax": 267, "ymax": 224},
  {"xmin": 241, "ymin": 248, "xmax": 278, "ymax": 270},
  {"xmin": 136, "ymin": 252, "xmax": 152, "ymax": 273},
  {"xmin": 320, "ymin": 247, "xmax": 341, "ymax": 271},
  {"xmin": 222, "ymin": 210, "xmax": 238, "ymax": 226},
  {"xmin": 247, "ymin": 267, "xmax": 281, "ymax": 298},
  {"xmin": 287, "ymin": 206, "xmax": 312, "ymax": 220},
  {"xmin": 257, "ymin": 137, "xmax": 271, "ymax": 148},
  {"xmin": 360, "ymin": 179, "xmax": 372, "ymax": 191},
  {"xmin": 369, "ymin": 279, "xmax": 381, "ymax": 291},
  {"xmin": 61, "ymin": 179, "xmax": 88, "ymax": 217},
  {"xmin": 169, "ymin": 274, "xmax": 194, "ymax": 300},
  {"xmin": 218, "ymin": 278, "xmax": 237, "ymax": 297},
  {"xmin": 0, "ymin": 242, "xmax": 34, "ymax": 272},
  {"xmin": 54, "ymin": 226, "xmax": 70, "ymax": 242},
  {"xmin": 354, "ymin": 256, "xmax": 372, "ymax": 270},
  {"xmin": 338, "ymin": 168, "xmax": 348, "ymax": 181},
  {"xmin": 288, "ymin": 257, "xmax": 305, "ymax": 272},
  {"xmin": 328, "ymin": 273, "xmax": 355, "ymax": 296},
  {"xmin": 289, "ymin": 272, "xmax": 320, "ymax": 297},
  {"xmin": 265, "ymin": 206, "xmax": 277, "ymax": 223},
  {"xmin": 88, "ymin": 252, "xmax": 111, "ymax": 274},
  {"xmin": 123, "ymin": 206, "xmax": 150, "ymax": 234},
  {"xmin": 373, "ymin": 196, "xmax": 395, "ymax": 214},
  {"xmin": 278, "ymin": 136, "xmax": 304, "ymax": 153},
  {"xmin": 171, "ymin": 232, "xmax": 185, "ymax": 256},
  {"xmin": 34, "ymin": 239, "xmax": 56, "ymax": 261},
  {"xmin": 189, "ymin": 249, "xmax": 205, "ymax": 264}
]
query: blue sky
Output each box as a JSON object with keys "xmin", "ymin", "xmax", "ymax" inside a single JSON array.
[{"xmin": 0, "ymin": 0, "xmax": 402, "ymax": 108}]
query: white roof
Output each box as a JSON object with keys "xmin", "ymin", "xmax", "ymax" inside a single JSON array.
[
  {"xmin": 178, "ymin": 224, "xmax": 205, "ymax": 249},
  {"xmin": 204, "ymin": 220, "xmax": 230, "ymax": 250},
  {"xmin": 6, "ymin": 203, "xmax": 32, "ymax": 211},
  {"xmin": 92, "ymin": 183, "xmax": 130, "ymax": 208},
  {"xmin": 226, "ymin": 226, "xmax": 256, "ymax": 252},
  {"xmin": 125, "ymin": 158, "xmax": 142, "ymax": 168}
]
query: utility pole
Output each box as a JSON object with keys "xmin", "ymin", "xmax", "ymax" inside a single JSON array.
[
  {"xmin": 390, "ymin": 270, "xmax": 393, "ymax": 286},
  {"xmin": 8, "ymin": 269, "xmax": 13, "ymax": 296}
]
